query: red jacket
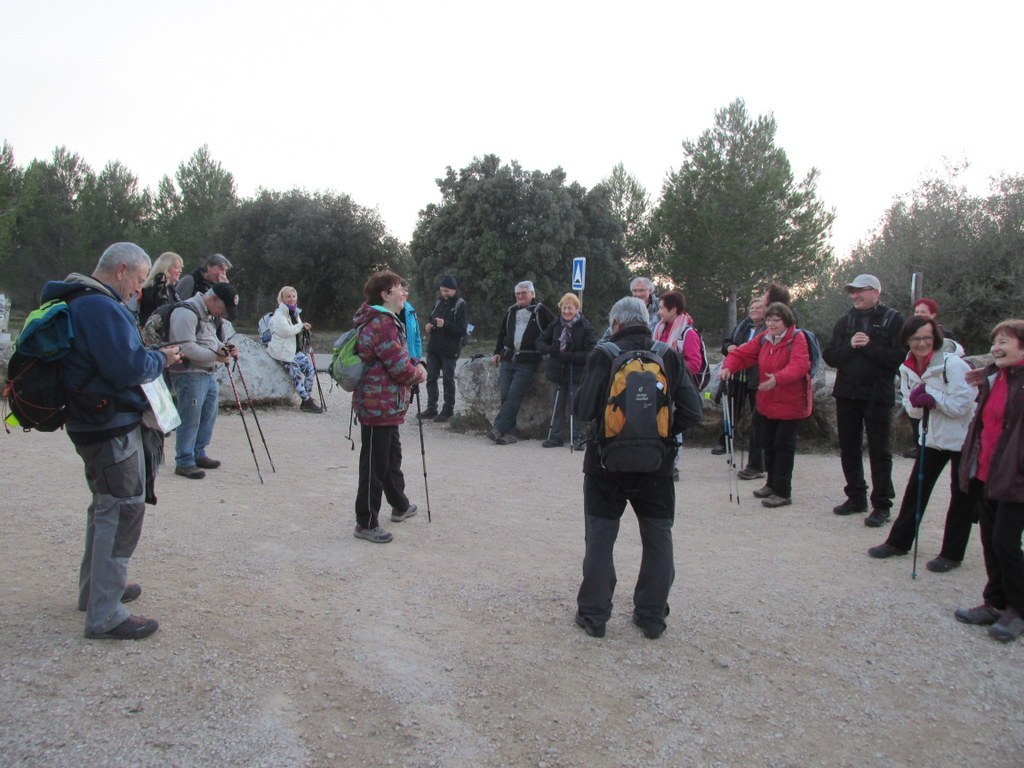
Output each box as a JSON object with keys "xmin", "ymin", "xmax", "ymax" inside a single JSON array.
[
  {"xmin": 723, "ymin": 327, "xmax": 812, "ymax": 421},
  {"xmin": 352, "ymin": 303, "xmax": 422, "ymax": 426},
  {"xmin": 959, "ymin": 362, "xmax": 1024, "ymax": 502}
]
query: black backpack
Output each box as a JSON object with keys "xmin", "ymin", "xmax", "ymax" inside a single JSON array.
[
  {"xmin": 3, "ymin": 288, "xmax": 105, "ymax": 432},
  {"xmin": 140, "ymin": 301, "xmax": 201, "ymax": 347},
  {"xmin": 596, "ymin": 340, "xmax": 676, "ymax": 473}
]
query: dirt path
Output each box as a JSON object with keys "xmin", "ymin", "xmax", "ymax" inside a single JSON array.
[{"xmin": 2, "ymin": 383, "xmax": 1022, "ymax": 767}]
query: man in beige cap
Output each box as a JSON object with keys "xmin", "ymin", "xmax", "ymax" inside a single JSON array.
[{"xmin": 822, "ymin": 274, "xmax": 905, "ymax": 527}]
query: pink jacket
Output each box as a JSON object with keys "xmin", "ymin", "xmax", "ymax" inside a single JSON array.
[
  {"xmin": 723, "ymin": 327, "xmax": 812, "ymax": 421},
  {"xmin": 653, "ymin": 314, "xmax": 702, "ymax": 377}
]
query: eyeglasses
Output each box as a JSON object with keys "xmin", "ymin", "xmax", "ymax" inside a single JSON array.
[
  {"xmin": 908, "ymin": 335, "xmax": 934, "ymax": 344},
  {"xmin": 765, "ymin": 316, "xmax": 784, "ymax": 323}
]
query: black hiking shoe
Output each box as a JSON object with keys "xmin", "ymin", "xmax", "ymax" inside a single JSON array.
[
  {"xmin": 632, "ymin": 613, "xmax": 665, "ymax": 640},
  {"xmin": 833, "ymin": 498, "xmax": 867, "ymax": 516},
  {"xmin": 574, "ymin": 614, "xmax": 605, "ymax": 638},
  {"xmin": 864, "ymin": 509, "xmax": 891, "ymax": 527},
  {"xmin": 85, "ymin": 615, "xmax": 159, "ymax": 640},
  {"xmin": 420, "ymin": 408, "xmax": 439, "ymax": 420}
]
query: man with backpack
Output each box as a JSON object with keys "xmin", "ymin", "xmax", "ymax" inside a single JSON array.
[
  {"xmin": 822, "ymin": 274, "xmax": 905, "ymax": 527},
  {"xmin": 572, "ymin": 297, "xmax": 703, "ymax": 640},
  {"xmin": 421, "ymin": 275, "xmax": 468, "ymax": 423},
  {"xmin": 168, "ymin": 283, "xmax": 240, "ymax": 479},
  {"xmin": 174, "ymin": 253, "xmax": 231, "ymax": 299},
  {"xmin": 488, "ymin": 280, "xmax": 554, "ymax": 445},
  {"xmin": 39, "ymin": 243, "xmax": 181, "ymax": 640}
]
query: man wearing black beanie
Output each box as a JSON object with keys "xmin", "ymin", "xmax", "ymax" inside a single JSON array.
[{"xmin": 422, "ymin": 275, "xmax": 469, "ymax": 422}]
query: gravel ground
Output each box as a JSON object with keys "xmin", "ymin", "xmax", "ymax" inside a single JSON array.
[{"xmin": 2, "ymin": 383, "xmax": 1023, "ymax": 767}]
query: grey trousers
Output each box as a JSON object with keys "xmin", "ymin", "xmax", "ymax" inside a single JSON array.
[
  {"xmin": 74, "ymin": 426, "xmax": 146, "ymax": 634},
  {"xmin": 577, "ymin": 473, "xmax": 675, "ymax": 631}
]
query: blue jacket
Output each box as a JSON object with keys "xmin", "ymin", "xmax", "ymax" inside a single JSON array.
[
  {"xmin": 402, "ymin": 301, "xmax": 423, "ymax": 360},
  {"xmin": 40, "ymin": 274, "xmax": 167, "ymax": 436}
]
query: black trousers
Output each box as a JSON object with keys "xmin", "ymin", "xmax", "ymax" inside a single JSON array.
[
  {"xmin": 836, "ymin": 396, "xmax": 895, "ymax": 510},
  {"xmin": 762, "ymin": 417, "xmax": 800, "ymax": 498},
  {"xmin": 425, "ymin": 352, "xmax": 457, "ymax": 412},
  {"xmin": 975, "ymin": 481, "xmax": 1024, "ymax": 614},
  {"xmin": 355, "ymin": 424, "xmax": 410, "ymax": 529},
  {"xmin": 886, "ymin": 448, "xmax": 975, "ymax": 560}
]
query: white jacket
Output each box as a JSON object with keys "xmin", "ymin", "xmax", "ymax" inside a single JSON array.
[
  {"xmin": 267, "ymin": 303, "xmax": 304, "ymax": 363},
  {"xmin": 900, "ymin": 350, "xmax": 977, "ymax": 452}
]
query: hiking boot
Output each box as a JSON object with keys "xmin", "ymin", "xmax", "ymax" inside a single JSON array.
[
  {"xmin": 632, "ymin": 613, "xmax": 665, "ymax": 640},
  {"xmin": 926, "ymin": 556, "xmax": 961, "ymax": 573},
  {"xmin": 542, "ymin": 439, "xmax": 564, "ymax": 448},
  {"xmin": 300, "ymin": 398, "xmax": 323, "ymax": 413},
  {"xmin": 353, "ymin": 525, "xmax": 393, "ymax": 543},
  {"xmin": 175, "ymin": 465, "xmax": 206, "ymax": 479},
  {"xmin": 420, "ymin": 407, "xmax": 439, "ymax": 420},
  {"xmin": 711, "ymin": 444, "xmax": 726, "ymax": 455},
  {"xmin": 864, "ymin": 509, "xmax": 891, "ymax": 528},
  {"xmin": 496, "ymin": 434, "xmax": 518, "ymax": 445},
  {"xmin": 737, "ymin": 467, "xmax": 766, "ymax": 480},
  {"xmin": 988, "ymin": 615, "xmax": 1024, "ymax": 642},
  {"xmin": 954, "ymin": 603, "xmax": 1001, "ymax": 625},
  {"xmin": 485, "ymin": 428, "xmax": 502, "ymax": 443},
  {"xmin": 902, "ymin": 447, "xmax": 919, "ymax": 459},
  {"xmin": 752, "ymin": 484, "xmax": 774, "ymax": 499},
  {"xmin": 574, "ymin": 614, "xmax": 605, "ymax": 638},
  {"xmin": 433, "ymin": 410, "xmax": 453, "ymax": 423},
  {"xmin": 390, "ymin": 504, "xmax": 418, "ymax": 522},
  {"xmin": 572, "ymin": 437, "xmax": 587, "ymax": 451},
  {"xmin": 761, "ymin": 494, "xmax": 792, "ymax": 508},
  {"xmin": 833, "ymin": 498, "xmax": 867, "ymax": 516},
  {"xmin": 85, "ymin": 614, "xmax": 159, "ymax": 640},
  {"xmin": 868, "ymin": 543, "xmax": 908, "ymax": 559},
  {"xmin": 195, "ymin": 456, "xmax": 221, "ymax": 469}
]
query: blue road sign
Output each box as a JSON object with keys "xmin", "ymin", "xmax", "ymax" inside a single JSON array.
[{"xmin": 572, "ymin": 257, "xmax": 586, "ymax": 291}]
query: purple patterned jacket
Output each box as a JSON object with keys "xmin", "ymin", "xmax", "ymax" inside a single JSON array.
[{"xmin": 352, "ymin": 303, "xmax": 422, "ymax": 426}]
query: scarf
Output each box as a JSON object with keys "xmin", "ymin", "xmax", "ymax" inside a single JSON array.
[{"xmin": 559, "ymin": 314, "xmax": 580, "ymax": 352}]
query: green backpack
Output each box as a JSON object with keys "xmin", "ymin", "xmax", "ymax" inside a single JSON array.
[{"xmin": 330, "ymin": 323, "xmax": 369, "ymax": 392}]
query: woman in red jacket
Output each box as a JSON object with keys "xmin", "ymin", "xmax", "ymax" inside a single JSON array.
[
  {"xmin": 954, "ymin": 319, "xmax": 1024, "ymax": 641},
  {"xmin": 718, "ymin": 302, "xmax": 812, "ymax": 508}
]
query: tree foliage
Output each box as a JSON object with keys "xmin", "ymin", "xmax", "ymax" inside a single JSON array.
[
  {"xmin": 599, "ymin": 163, "xmax": 653, "ymax": 271},
  {"xmin": 409, "ymin": 155, "xmax": 630, "ymax": 338},
  {"xmin": 222, "ymin": 188, "xmax": 407, "ymax": 327},
  {"xmin": 844, "ymin": 169, "xmax": 1024, "ymax": 352},
  {"xmin": 654, "ymin": 99, "xmax": 834, "ymax": 332}
]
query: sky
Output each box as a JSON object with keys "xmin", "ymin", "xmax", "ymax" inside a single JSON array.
[{"xmin": 3, "ymin": 1, "xmax": 1021, "ymax": 259}]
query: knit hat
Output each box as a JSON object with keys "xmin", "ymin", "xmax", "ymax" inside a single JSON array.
[{"xmin": 439, "ymin": 275, "xmax": 458, "ymax": 290}]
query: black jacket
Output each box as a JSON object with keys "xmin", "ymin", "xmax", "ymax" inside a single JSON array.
[
  {"xmin": 426, "ymin": 294, "xmax": 468, "ymax": 359},
  {"xmin": 139, "ymin": 273, "xmax": 180, "ymax": 325},
  {"xmin": 493, "ymin": 302, "xmax": 555, "ymax": 363},
  {"xmin": 175, "ymin": 268, "xmax": 213, "ymax": 300},
  {"xmin": 722, "ymin": 315, "xmax": 765, "ymax": 391},
  {"xmin": 574, "ymin": 324, "xmax": 703, "ymax": 479},
  {"xmin": 535, "ymin": 314, "xmax": 597, "ymax": 384},
  {"xmin": 822, "ymin": 302, "xmax": 905, "ymax": 404}
]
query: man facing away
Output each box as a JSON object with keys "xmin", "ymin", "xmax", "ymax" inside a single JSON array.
[
  {"xmin": 168, "ymin": 283, "xmax": 240, "ymax": 479},
  {"xmin": 573, "ymin": 297, "xmax": 703, "ymax": 640},
  {"xmin": 822, "ymin": 274, "xmax": 905, "ymax": 527},
  {"xmin": 39, "ymin": 242, "xmax": 181, "ymax": 640},
  {"xmin": 422, "ymin": 275, "xmax": 468, "ymax": 423}
]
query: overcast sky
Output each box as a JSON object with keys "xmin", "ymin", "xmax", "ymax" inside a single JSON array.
[{"xmin": 3, "ymin": 1, "xmax": 1021, "ymax": 259}]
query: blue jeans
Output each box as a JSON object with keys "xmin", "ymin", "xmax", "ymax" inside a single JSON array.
[
  {"xmin": 494, "ymin": 359, "xmax": 538, "ymax": 436},
  {"xmin": 171, "ymin": 371, "xmax": 219, "ymax": 468}
]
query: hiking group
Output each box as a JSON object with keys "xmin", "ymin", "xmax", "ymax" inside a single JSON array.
[{"xmin": 6, "ymin": 244, "xmax": 1024, "ymax": 646}]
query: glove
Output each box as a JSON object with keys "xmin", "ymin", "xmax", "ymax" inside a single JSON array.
[{"xmin": 908, "ymin": 383, "xmax": 936, "ymax": 409}]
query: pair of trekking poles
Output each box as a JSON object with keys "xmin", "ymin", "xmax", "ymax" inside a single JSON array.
[
  {"xmin": 721, "ymin": 387, "xmax": 742, "ymax": 505},
  {"xmin": 300, "ymin": 329, "xmax": 328, "ymax": 413},
  {"xmin": 545, "ymin": 363, "xmax": 580, "ymax": 452},
  {"xmin": 343, "ymin": 376, "xmax": 433, "ymax": 523},
  {"xmin": 220, "ymin": 347, "xmax": 275, "ymax": 485}
]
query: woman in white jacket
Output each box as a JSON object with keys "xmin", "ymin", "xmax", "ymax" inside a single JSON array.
[
  {"xmin": 268, "ymin": 286, "xmax": 322, "ymax": 413},
  {"xmin": 868, "ymin": 316, "xmax": 977, "ymax": 571}
]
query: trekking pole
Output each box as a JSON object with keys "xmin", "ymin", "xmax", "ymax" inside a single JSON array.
[
  {"xmin": 722, "ymin": 389, "xmax": 739, "ymax": 505},
  {"xmin": 224, "ymin": 362, "xmax": 264, "ymax": 484},
  {"xmin": 546, "ymin": 388, "xmax": 561, "ymax": 445},
  {"xmin": 345, "ymin": 397, "xmax": 356, "ymax": 450},
  {"xmin": 568, "ymin": 363, "xmax": 575, "ymax": 453},
  {"xmin": 414, "ymin": 387, "xmax": 432, "ymax": 522},
  {"xmin": 303, "ymin": 329, "xmax": 328, "ymax": 412},
  {"xmin": 231, "ymin": 356, "xmax": 276, "ymax": 473},
  {"xmin": 911, "ymin": 409, "xmax": 931, "ymax": 579}
]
